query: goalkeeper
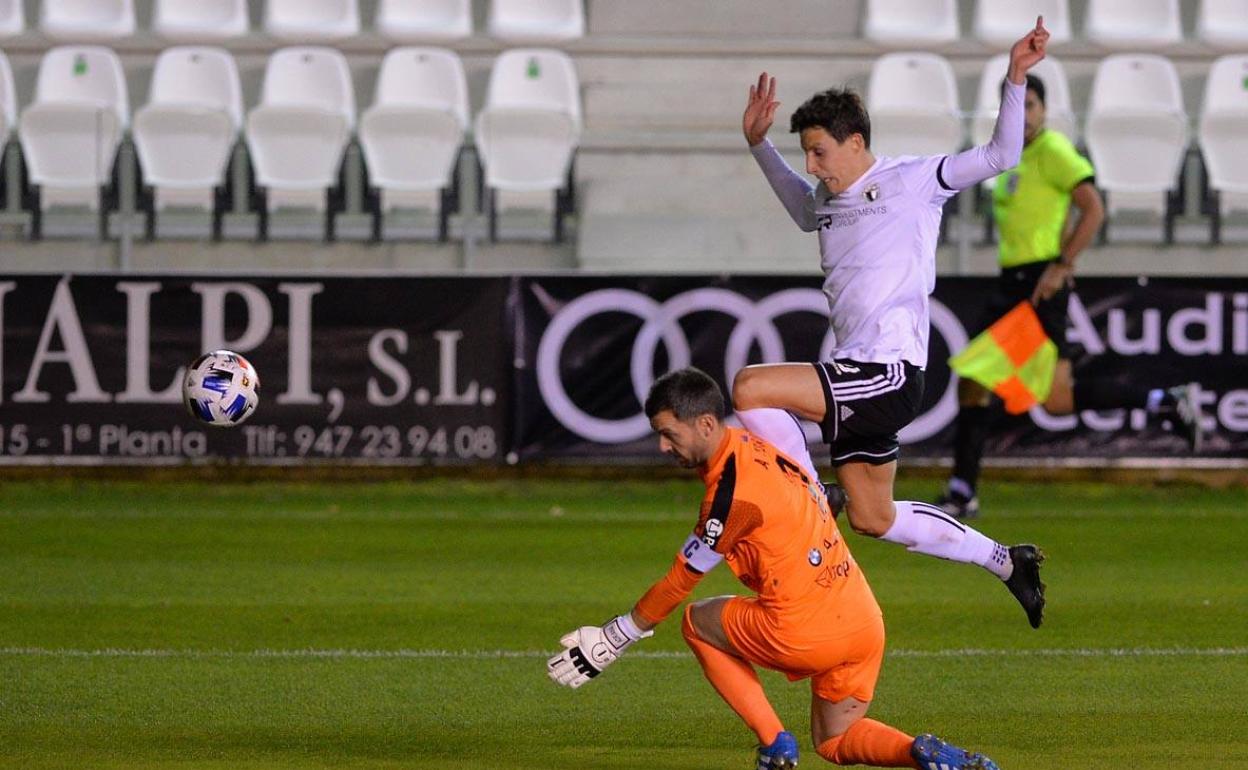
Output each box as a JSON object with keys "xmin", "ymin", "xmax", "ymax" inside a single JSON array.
[{"xmin": 548, "ymin": 368, "xmax": 1002, "ymax": 770}]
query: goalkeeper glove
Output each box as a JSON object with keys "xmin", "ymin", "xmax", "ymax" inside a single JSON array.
[{"xmin": 547, "ymin": 614, "xmax": 652, "ymax": 689}]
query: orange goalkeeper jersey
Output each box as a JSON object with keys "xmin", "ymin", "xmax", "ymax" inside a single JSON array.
[{"xmin": 635, "ymin": 427, "xmax": 881, "ymax": 635}]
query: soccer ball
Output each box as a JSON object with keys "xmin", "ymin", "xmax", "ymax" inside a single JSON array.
[{"xmin": 183, "ymin": 350, "xmax": 260, "ymax": 427}]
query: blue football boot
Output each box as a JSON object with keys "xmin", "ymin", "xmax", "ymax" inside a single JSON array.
[
  {"xmin": 910, "ymin": 734, "xmax": 1000, "ymax": 770},
  {"xmin": 756, "ymin": 730, "xmax": 799, "ymax": 770}
]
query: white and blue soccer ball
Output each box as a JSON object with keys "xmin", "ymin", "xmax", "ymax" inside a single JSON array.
[{"xmin": 183, "ymin": 350, "xmax": 260, "ymax": 427}]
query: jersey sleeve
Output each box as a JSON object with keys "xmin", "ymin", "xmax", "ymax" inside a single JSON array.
[
  {"xmin": 935, "ymin": 79, "xmax": 1026, "ymax": 194},
  {"xmin": 695, "ymin": 453, "xmax": 764, "ymax": 555},
  {"xmin": 1040, "ymin": 134, "xmax": 1095, "ymax": 192},
  {"xmin": 750, "ymin": 138, "xmax": 819, "ymax": 231},
  {"xmin": 903, "ymin": 154, "xmax": 962, "ymax": 203},
  {"xmin": 633, "ymin": 550, "xmax": 708, "ymax": 626}
]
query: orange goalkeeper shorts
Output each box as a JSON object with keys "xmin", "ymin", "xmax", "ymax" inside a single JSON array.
[{"xmin": 720, "ymin": 595, "xmax": 886, "ymax": 704}]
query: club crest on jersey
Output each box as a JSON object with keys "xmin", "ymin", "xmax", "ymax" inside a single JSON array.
[
  {"xmin": 864, "ymin": 183, "xmax": 880, "ymax": 201},
  {"xmin": 808, "ymin": 548, "xmax": 823, "ymax": 566}
]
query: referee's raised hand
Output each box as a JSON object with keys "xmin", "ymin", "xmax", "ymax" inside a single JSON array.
[
  {"xmin": 1008, "ymin": 15, "xmax": 1050, "ymax": 84},
  {"xmin": 743, "ymin": 72, "xmax": 779, "ymax": 147}
]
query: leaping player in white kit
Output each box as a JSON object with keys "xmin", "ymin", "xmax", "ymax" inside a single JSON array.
[{"xmin": 733, "ymin": 18, "xmax": 1052, "ymax": 627}]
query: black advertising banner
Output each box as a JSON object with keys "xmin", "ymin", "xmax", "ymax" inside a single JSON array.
[
  {"xmin": 515, "ymin": 275, "xmax": 1248, "ymax": 462},
  {"xmin": 2, "ymin": 273, "xmax": 1245, "ymax": 465},
  {"xmin": 0, "ymin": 275, "xmax": 510, "ymax": 463}
]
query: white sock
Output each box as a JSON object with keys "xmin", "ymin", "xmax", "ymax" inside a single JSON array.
[
  {"xmin": 881, "ymin": 501, "xmax": 1013, "ymax": 580},
  {"xmin": 736, "ymin": 408, "xmax": 818, "ymax": 480}
]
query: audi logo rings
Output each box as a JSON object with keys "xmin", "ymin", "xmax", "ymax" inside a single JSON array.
[{"xmin": 536, "ymin": 287, "xmax": 967, "ymax": 445}]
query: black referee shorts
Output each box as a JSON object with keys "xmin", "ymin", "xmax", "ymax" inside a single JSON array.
[
  {"xmin": 971, "ymin": 258, "xmax": 1074, "ymax": 359},
  {"xmin": 813, "ymin": 360, "xmax": 925, "ymax": 467}
]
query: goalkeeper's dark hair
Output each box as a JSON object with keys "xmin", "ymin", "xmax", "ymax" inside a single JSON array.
[
  {"xmin": 1001, "ymin": 73, "xmax": 1046, "ymax": 106},
  {"xmin": 790, "ymin": 87, "xmax": 871, "ymax": 148},
  {"xmin": 644, "ymin": 367, "xmax": 726, "ymax": 423}
]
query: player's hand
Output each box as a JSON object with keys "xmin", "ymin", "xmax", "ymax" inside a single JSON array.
[
  {"xmin": 1031, "ymin": 262, "xmax": 1073, "ymax": 305},
  {"xmin": 547, "ymin": 616, "xmax": 650, "ymax": 689},
  {"xmin": 1007, "ymin": 16, "xmax": 1049, "ymax": 83},
  {"xmin": 744, "ymin": 72, "xmax": 780, "ymax": 147}
]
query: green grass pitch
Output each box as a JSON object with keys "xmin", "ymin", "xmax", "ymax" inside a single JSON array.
[{"xmin": 1, "ymin": 477, "xmax": 1246, "ymax": 769}]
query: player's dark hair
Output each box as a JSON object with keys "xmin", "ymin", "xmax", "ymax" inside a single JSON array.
[
  {"xmin": 1001, "ymin": 74, "xmax": 1046, "ymax": 106},
  {"xmin": 790, "ymin": 87, "xmax": 871, "ymax": 148},
  {"xmin": 644, "ymin": 367, "xmax": 726, "ymax": 422}
]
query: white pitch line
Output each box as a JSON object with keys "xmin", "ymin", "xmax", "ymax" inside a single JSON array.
[{"xmin": 1, "ymin": 647, "xmax": 1246, "ymax": 661}]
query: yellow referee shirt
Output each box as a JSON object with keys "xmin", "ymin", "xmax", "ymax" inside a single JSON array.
[{"xmin": 992, "ymin": 129, "xmax": 1095, "ymax": 269}]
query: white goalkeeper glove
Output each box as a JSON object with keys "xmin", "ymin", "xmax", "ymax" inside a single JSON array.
[{"xmin": 547, "ymin": 614, "xmax": 653, "ymax": 689}]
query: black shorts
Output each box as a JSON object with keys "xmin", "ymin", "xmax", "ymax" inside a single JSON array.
[
  {"xmin": 971, "ymin": 258, "xmax": 1073, "ymax": 358},
  {"xmin": 813, "ymin": 360, "xmax": 925, "ymax": 467}
]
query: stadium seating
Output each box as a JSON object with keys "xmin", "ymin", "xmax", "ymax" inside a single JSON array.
[
  {"xmin": 862, "ymin": 0, "xmax": 958, "ymax": 44},
  {"xmin": 153, "ymin": 0, "xmax": 249, "ymax": 41},
  {"xmin": 487, "ymin": 0, "xmax": 585, "ymax": 41},
  {"xmin": 132, "ymin": 47, "xmax": 242, "ymax": 239},
  {"xmin": 0, "ymin": 50, "xmax": 13, "ymax": 143},
  {"xmin": 18, "ymin": 46, "xmax": 129, "ymax": 238},
  {"xmin": 245, "ymin": 47, "xmax": 355, "ymax": 240},
  {"xmin": 376, "ymin": 0, "xmax": 472, "ymax": 41},
  {"xmin": 474, "ymin": 48, "xmax": 581, "ymax": 241},
  {"xmin": 867, "ymin": 52, "xmax": 962, "ymax": 158},
  {"xmin": 1199, "ymin": 55, "xmax": 1248, "ymax": 242},
  {"xmin": 40, "ymin": 0, "xmax": 136, "ymax": 40},
  {"xmin": 359, "ymin": 47, "xmax": 468, "ymax": 241},
  {"xmin": 1083, "ymin": 0, "xmax": 1182, "ymax": 48},
  {"xmin": 0, "ymin": 0, "xmax": 23, "ymax": 37},
  {"xmin": 264, "ymin": 0, "xmax": 360, "ymax": 43},
  {"xmin": 973, "ymin": 54, "xmax": 1076, "ymax": 146},
  {"xmin": 1196, "ymin": 0, "xmax": 1248, "ymax": 48},
  {"xmin": 1085, "ymin": 54, "xmax": 1188, "ymax": 243},
  {"xmin": 973, "ymin": 0, "xmax": 1071, "ymax": 46}
]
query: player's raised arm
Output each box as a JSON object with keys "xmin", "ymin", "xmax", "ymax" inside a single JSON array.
[
  {"xmin": 939, "ymin": 16, "xmax": 1050, "ymax": 191},
  {"xmin": 1007, "ymin": 15, "xmax": 1050, "ymax": 85},
  {"xmin": 745, "ymin": 72, "xmax": 819, "ymax": 231},
  {"xmin": 743, "ymin": 72, "xmax": 779, "ymax": 147}
]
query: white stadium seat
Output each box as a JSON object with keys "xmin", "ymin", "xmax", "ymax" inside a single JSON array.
[
  {"xmin": 40, "ymin": 0, "xmax": 135, "ymax": 40},
  {"xmin": 973, "ymin": 54, "xmax": 1076, "ymax": 147},
  {"xmin": 1196, "ymin": 0, "xmax": 1248, "ymax": 48},
  {"xmin": 0, "ymin": 0, "xmax": 24, "ymax": 37},
  {"xmin": 376, "ymin": 0, "xmax": 472, "ymax": 41},
  {"xmin": 0, "ymin": 51, "xmax": 11, "ymax": 214},
  {"xmin": 0, "ymin": 51, "xmax": 14, "ymax": 141},
  {"xmin": 1085, "ymin": 54, "xmax": 1188, "ymax": 242},
  {"xmin": 973, "ymin": 0, "xmax": 1071, "ymax": 46},
  {"xmin": 474, "ymin": 48, "xmax": 581, "ymax": 241},
  {"xmin": 1199, "ymin": 55, "xmax": 1248, "ymax": 240},
  {"xmin": 18, "ymin": 46, "xmax": 129, "ymax": 230},
  {"xmin": 359, "ymin": 47, "xmax": 468, "ymax": 240},
  {"xmin": 1084, "ymin": 0, "xmax": 1182, "ymax": 48},
  {"xmin": 246, "ymin": 47, "xmax": 355, "ymax": 238},
  {"xmin": 133, "ymin": 47, "xmax": 242, "ymax": 237},
  {"xmin": 487, "ymin": 0, "xmax": 584, "ymax": 41},
  {"xmin": 264, "ymin": 0, "xmax": 360, "ymax": 42},
  {"xmin": 867, "ymin": 52, "xmax": 963, "ymax": 158},
  {"xmin": 862, "ymin": 0, "xmax": 957, "ymax": 44},
  {"xmin": 153, "ymin": 0, "xmax": 249, "ymax": 41}
]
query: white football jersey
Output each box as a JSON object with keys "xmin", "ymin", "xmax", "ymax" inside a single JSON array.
[{"xmin": 751, "ymin": 145, "xmax": 956, "ymax": 369}]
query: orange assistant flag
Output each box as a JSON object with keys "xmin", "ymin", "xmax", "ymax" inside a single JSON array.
[{"xmin": 948, "ymin": 301, "xmax": 1058, "ymax": 414}]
